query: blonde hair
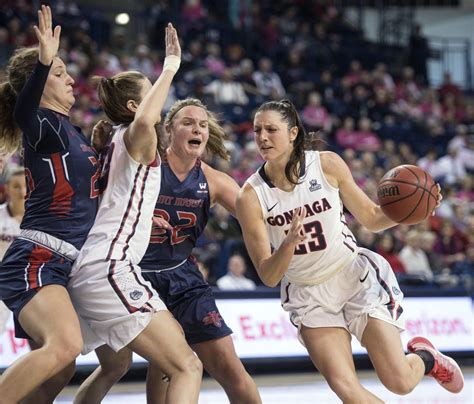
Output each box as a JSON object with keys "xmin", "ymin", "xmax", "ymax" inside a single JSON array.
[{"xmin": 164, "ymin": 98, "xmax": 229, "ymax": 161}]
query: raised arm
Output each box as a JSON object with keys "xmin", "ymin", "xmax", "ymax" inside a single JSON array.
[
  {"xmin": 124, "ymin": 23, "xmax": 181, "ymax": 165},
  {"xmin": 13, "ymin": 5, "xmax": 67, "ymax": 153},
  {"xmin": 236, "ymin": 183, "xmax": 307, "ymax": 287}
]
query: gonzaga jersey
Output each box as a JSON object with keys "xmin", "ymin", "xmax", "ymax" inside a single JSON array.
[
  {"xmin": 140, "ymin": 158, "xmax": 210, "ymax": 270},
  {"xmin": 75, "ymin": 125, "xmax": 161, "ymax": 266},
  {"xmin": 14, "ymin": 62, "xmax": 99, "ymax": 250},
  {"xmin": 0, "ymin": 204, "xmax": 21, "ymax": 260},
  {"xmin": 246, "ymin": 151, "xmax": 358, "ymax": 285}
]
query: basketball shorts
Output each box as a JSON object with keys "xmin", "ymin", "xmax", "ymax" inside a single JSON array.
[
  {"xmin": 281, "ymin": 248, "xmax": 404, "ymax": 345},
  {"xmin": 142, "ymin": 258, "xmax": 232, "ymax": 345},
  {"xmin": 69, "ymin": 258, "xmax": 167, "ymax": 354},
  {"xmin": 0, "ymin": 230, "xmax": 78, "ymax": 338}
]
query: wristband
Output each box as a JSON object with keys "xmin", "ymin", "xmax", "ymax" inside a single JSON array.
[{"xmin": 163, "ymin": 55, "xmax": 181, "ymax": 73}]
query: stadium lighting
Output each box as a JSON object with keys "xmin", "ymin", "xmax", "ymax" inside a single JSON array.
[{"xmin": 115, "ymin": 13, "xmax": 130, "ymax": 25}]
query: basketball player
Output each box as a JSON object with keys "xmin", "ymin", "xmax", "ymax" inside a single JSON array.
[
  {"xmin": 142, "ymin": 98, "xmax": 260, "ymax": 403},
  {"xmin": 0, "ymin": 6, "xmax": 100, "ymax": 403},
  {"xmin": 236, "ymin": 99, "xmax": 464, "ymax": 402},
  {"xmin": 68, "ymin": 25, "xmax": 202, "ymax": 404},
  {"xmin": 74, "ymin": 98, "xmax": 261, "ymax": 404},
  {"xmin": 0, "ymin": 168, "xmax": 26, "ymax": 336}
]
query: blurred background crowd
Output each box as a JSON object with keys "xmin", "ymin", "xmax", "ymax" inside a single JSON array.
[{"xmin": 0, "ymin": 0, "xmax": 472, "ymax": 294}]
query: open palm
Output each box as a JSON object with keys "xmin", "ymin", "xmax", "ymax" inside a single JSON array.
[{"xmin": 33, "ymin": 5, "xmax": 61, "ymax": 65}]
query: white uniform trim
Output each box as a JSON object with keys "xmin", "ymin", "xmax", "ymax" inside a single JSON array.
[
  {"xmin": 69, "ymin": 124, "xmax": 166, "ymax": 353},
  {"xmin": 18, "ymin": 229, "xmax": 79, "ymax": 262}
]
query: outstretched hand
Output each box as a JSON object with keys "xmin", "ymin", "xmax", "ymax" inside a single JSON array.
[
  {"xmin": 165, "ymin": 23, "xmax": 181, "ymax": 59},
  {"xmin": 33, "ymin": 5, "xmax": 61, "ymax": 66}
]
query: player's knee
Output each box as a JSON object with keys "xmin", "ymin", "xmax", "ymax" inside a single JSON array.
[
  {"xmin": 180, "ymin": 354, "xmax": 202, "ymax": 379},
  {"xmin": 49, "ymin": 337, "xmax": 83, "ymax": 365},
  {"xmin": 326, "ymin": 374, "xmax": 359, "ymax": 398},
  {"xmin": 382, "ymin": 375, "xmax": 415, "ymax": 395}
]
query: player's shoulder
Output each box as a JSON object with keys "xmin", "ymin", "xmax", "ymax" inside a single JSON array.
[{"xmin": 319, "ymin": 151, "xmax": 348, "ymax": 173}]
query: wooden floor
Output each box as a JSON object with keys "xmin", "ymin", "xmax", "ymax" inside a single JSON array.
[{"xmin": 56, "ymin": 367, "xmax": 474, "ymax": 403}]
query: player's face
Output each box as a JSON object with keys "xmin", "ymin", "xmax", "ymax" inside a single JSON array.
[
  {"xmin": 169, "ymin": 106, "xmax": 209, "ymax": 159},
  {"xmin": 6, "ymin": 175, "xmax": 26, "ymax": 204},
  {"xmin": 253, "ymin": 110, "xmax": 297, "ymax": 161},
  {"xmin": 42, "ymin": 57, "xmax": 75, "ymax": 112}
]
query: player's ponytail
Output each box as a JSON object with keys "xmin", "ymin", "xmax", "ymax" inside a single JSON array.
[
  {"xmin": 0, "ymin": 47, "xmax": 38, "ymax": 153},
  {"xmin": 97, "ymin": 71, "xmax": 145, "ymax": 125}
]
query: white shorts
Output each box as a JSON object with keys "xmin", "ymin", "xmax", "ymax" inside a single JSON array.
[
  {"xmin": 0, "ymin": 301, "xmax": 10, "ymax": 335},
  {"xmin": 68, "ymin": 259, "xmax": 167, "ymax": 354},
  {"xmin": 281, "ymin": 248, "xmax": 404, "ymax": 345}
]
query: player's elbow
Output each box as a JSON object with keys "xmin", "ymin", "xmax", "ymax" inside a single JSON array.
[{"xmin": 258, "ymin": 270, "xmax": 280, "ymax": 288}]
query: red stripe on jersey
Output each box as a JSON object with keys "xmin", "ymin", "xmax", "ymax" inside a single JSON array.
[
  {"xmin": 49, "ymin": 153, "xmax": 74, "ymax": 216},
  {"xmin": 27, "ymin": 245, "xmax": 53, "ymax": 289},
  {"xmin": 106, "ymin": 165, "xmax": 143, "ymax": 261}
]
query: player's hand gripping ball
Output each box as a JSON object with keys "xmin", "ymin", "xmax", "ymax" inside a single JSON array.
[{"xmin": 377, "ymin": 165, "xmax": 439, "ymax": 224}]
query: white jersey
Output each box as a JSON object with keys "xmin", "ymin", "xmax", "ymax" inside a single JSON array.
[
  {"xmin": 0, "ymin": 203, "xmax": 21, "ymax": 261},
  {"xmin": 246, "ymin": 151, "xmax": 358, "ymax": 285},
  {"xmin": 74, "ymin": 125, "xmax": 161, "ymax": 267}
]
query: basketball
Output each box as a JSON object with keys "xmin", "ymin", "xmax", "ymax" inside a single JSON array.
[{"xmin": 377, "ymin": 165, "xmax": 438, "ymax": 225}]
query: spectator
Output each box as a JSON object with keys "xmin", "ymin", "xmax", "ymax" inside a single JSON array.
[
  {"xmin": 301, "ymin": 91, "xmax": 331, "ymax": 132},
  {"xmin": 217, "ymin": 254, "xmax": 256, "ymax": 290},
  {"xmin": 252, "ymin": 57, "xmax": 285, "ymax": 99},
  {"xmin": 399, "ymin": 230, "xmax": 434, "ymax": 282},
  {"xmin": 204, "ymin": 68, "xmax": 249, "ymax": 106},
  {"xmin": 375, "ymin": 233, "xmax": 406, "ymax": 274}
]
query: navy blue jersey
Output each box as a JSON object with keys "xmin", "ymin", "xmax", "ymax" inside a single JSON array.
[
  {"xmin": 140, "ymin": 159, "xmax": 210, "ymax": 269},
  {"xmin": 14, "ymin": 62, "xmax": 100, "ymax": 249}
]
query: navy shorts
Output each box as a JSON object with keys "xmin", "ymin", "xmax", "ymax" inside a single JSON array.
[
  {"xmin": 142, "ymin": 258, "xmax": 232, "ymax": 345},
  {"xmin": 0, "ymin": 238, "xmax": 73, "ymax": 339}
]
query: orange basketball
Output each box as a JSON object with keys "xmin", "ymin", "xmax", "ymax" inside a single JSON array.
[{"xmin": 377, "ymin": 165, "xmax": 438, "ymax": 225}]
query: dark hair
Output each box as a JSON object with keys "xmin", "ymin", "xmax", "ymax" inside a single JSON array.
[
  {"xmin": 0, "ymin": 47, "xmax": 39, "ymax": 153},
  {"xmin": 165, "ymin": 98, "xmax": 229, "ymax": 161},
  {"xmin": 97, "ymin": 71, "xmax": 146, "ymax": 125},
  {"xmin": 255, "ymin": 99, "xmax": 306, "ymax": 185}
]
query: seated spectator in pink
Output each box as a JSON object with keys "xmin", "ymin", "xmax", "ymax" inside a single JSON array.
[{"xmin": 301, "ymin": 91, "xmax": 331, "ymax": 132}]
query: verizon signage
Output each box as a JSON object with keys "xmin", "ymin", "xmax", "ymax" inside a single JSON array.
[{"xmin": 0, "ymin": 297, "xmax": 472, "ymax": 368}]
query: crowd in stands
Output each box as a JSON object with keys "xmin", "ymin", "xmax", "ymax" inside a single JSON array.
[{"xmin": 1, "ymin": 0, "xmax": 472, "ymax": 293}]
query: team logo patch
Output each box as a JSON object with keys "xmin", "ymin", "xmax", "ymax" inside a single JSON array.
[
  {"xmin": 197, "ymin": 182, "xmax": 208, "ymax": 194},
  {"xmin": 309, "ymin": 179, "xmax": 322, "ymax": 192},
  {"xmin": 129, "ymin": 290, "xmax": 143, "ymax": 301},
  {"xmin": 202, "ymin": 310, "xmax": 223, "ymax": 328},
  {"xmin": 392, "ymin": 286, "xmax": 401, "ymax": 295}
]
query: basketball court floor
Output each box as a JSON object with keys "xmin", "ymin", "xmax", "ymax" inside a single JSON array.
[{"xmin": 57, "ymin": 367, "xmax": 474, "ymax": 403}]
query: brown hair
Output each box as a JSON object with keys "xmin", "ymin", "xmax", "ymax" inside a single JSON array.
[
  {"xmin": 0, "ymin": 47, "xmax": 39, "ymax": 154},
  {"xmin": 255, "ymin": 99, "xmax": 306, "ymax": 185},
  {"xmin": 164, "ymin": 98, "xmax": 229, "ymax": 161},
  {"xmin": 97, "ymin": 71, "xmax": 146, "ymax": 125}
]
